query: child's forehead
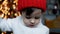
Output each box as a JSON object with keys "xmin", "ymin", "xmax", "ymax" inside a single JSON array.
[
  {"xmin": 31, "ymin": 8, "xmax": 42, "ymax": 11},
  {"xmin": 31, "ymin": 10, "xmax": 41, "ymax": 16},
  {"xmin": 33, "ymin": 9, "xmax": 42, "ymax": 12}
]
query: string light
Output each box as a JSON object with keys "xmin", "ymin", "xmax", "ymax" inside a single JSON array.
[
  {"xmin": 0, "ymin": 0, "xmax": 19, "ymax": 19},
  {"xmin": 13, "ymin": 4, "xmax": 16, "ymax": 9}
]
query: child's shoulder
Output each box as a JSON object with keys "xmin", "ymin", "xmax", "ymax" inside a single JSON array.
[
  {"xmin": 11, "ymin": 16, "xmax": 22, "ymax": 23},
  {"xmin": 42, "ymin": 25, "xmax": 49, "ymax": 31}
]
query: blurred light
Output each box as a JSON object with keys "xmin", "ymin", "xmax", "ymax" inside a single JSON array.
[
  {"xmin": 15, "ymin": 13, "xmax": 18, "ymax": 16},
  {"xmin": 0, "ymin": 14, "xmax": 4, "ymax": 18},
  {"xmin": 13, "ymin": 5, "xmax": 16, "ymax": 9},
  {"xmin": 1, "ymin": 32, "xmax": 4, "ymax": 34},
  {"xmin": 54, "ymin": 6, "xmax": 57, "ymax": 9},
  {"xmin": 0, "ymin": 0, "xmax": 19, "ymax": 19},
  {"xmin": 0, "ymin": 0, "xmax": 2, "ymax": 1},
  {"xmin": 8, "ymin": 12, "xmax": 10, "ymax": 15}
]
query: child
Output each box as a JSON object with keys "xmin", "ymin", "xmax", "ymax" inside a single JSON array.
[{"xmin": 0, "ymin": 0, "xmax": 49, "ymax": 34}]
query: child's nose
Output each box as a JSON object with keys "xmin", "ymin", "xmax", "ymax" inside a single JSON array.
[{"xmin": 30, "ymin": 19, "xmax": 35, "ymax": 24}]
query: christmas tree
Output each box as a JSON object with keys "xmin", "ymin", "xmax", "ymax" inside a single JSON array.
[{"xmin": 0, "ymin": 0, "xmax": 20, "ymax": 19}]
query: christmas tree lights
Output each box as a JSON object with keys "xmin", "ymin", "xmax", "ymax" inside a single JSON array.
[{"xmin": 0, "ymin": 0, "xmax": 19, "ymax": 19}]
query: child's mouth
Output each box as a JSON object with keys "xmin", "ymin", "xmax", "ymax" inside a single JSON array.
[{"xmin": 29, "ymin": 24, "xmax": 35, "ymax": 27}]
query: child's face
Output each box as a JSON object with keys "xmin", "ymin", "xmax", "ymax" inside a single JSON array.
[{"xmin": 22, "ymin": 9, "xmax": 42, "ymax": 28}]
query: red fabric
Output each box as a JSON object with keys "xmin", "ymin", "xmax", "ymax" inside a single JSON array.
[{"xmin": 18, "ymin": 0, "xmax": 46, "ymax": 12}]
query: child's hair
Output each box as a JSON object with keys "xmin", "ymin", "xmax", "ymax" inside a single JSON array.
[{"xmin": 20, "ymin": 7, "xmax": 44, "ymax": 16}]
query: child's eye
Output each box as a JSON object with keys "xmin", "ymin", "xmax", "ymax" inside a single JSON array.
[
  {"xmin": 26, "ymin": 16, "xmax": 31, "ymax": 19},
  {"xmin": 35, "ymin": 17, "xmax": 40, "ymax": 19}
]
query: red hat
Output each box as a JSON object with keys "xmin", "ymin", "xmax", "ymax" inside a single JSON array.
[{"xmin": 17, "ymin": 0, "xmax": 46, "ymax": 12}]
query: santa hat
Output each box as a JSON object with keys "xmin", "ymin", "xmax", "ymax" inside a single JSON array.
[{"xmin": 17, "ymin": 0, "xmax": 46, "ymax": 12}]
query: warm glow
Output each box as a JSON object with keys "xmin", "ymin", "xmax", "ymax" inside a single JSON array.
[
  {"xmin": 0, "ymin": 0, "xmax": 19, "ymax": 19},
  {"xmin": 13, "ymin": 4, "xmax": 16, "ymax": 9}
]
